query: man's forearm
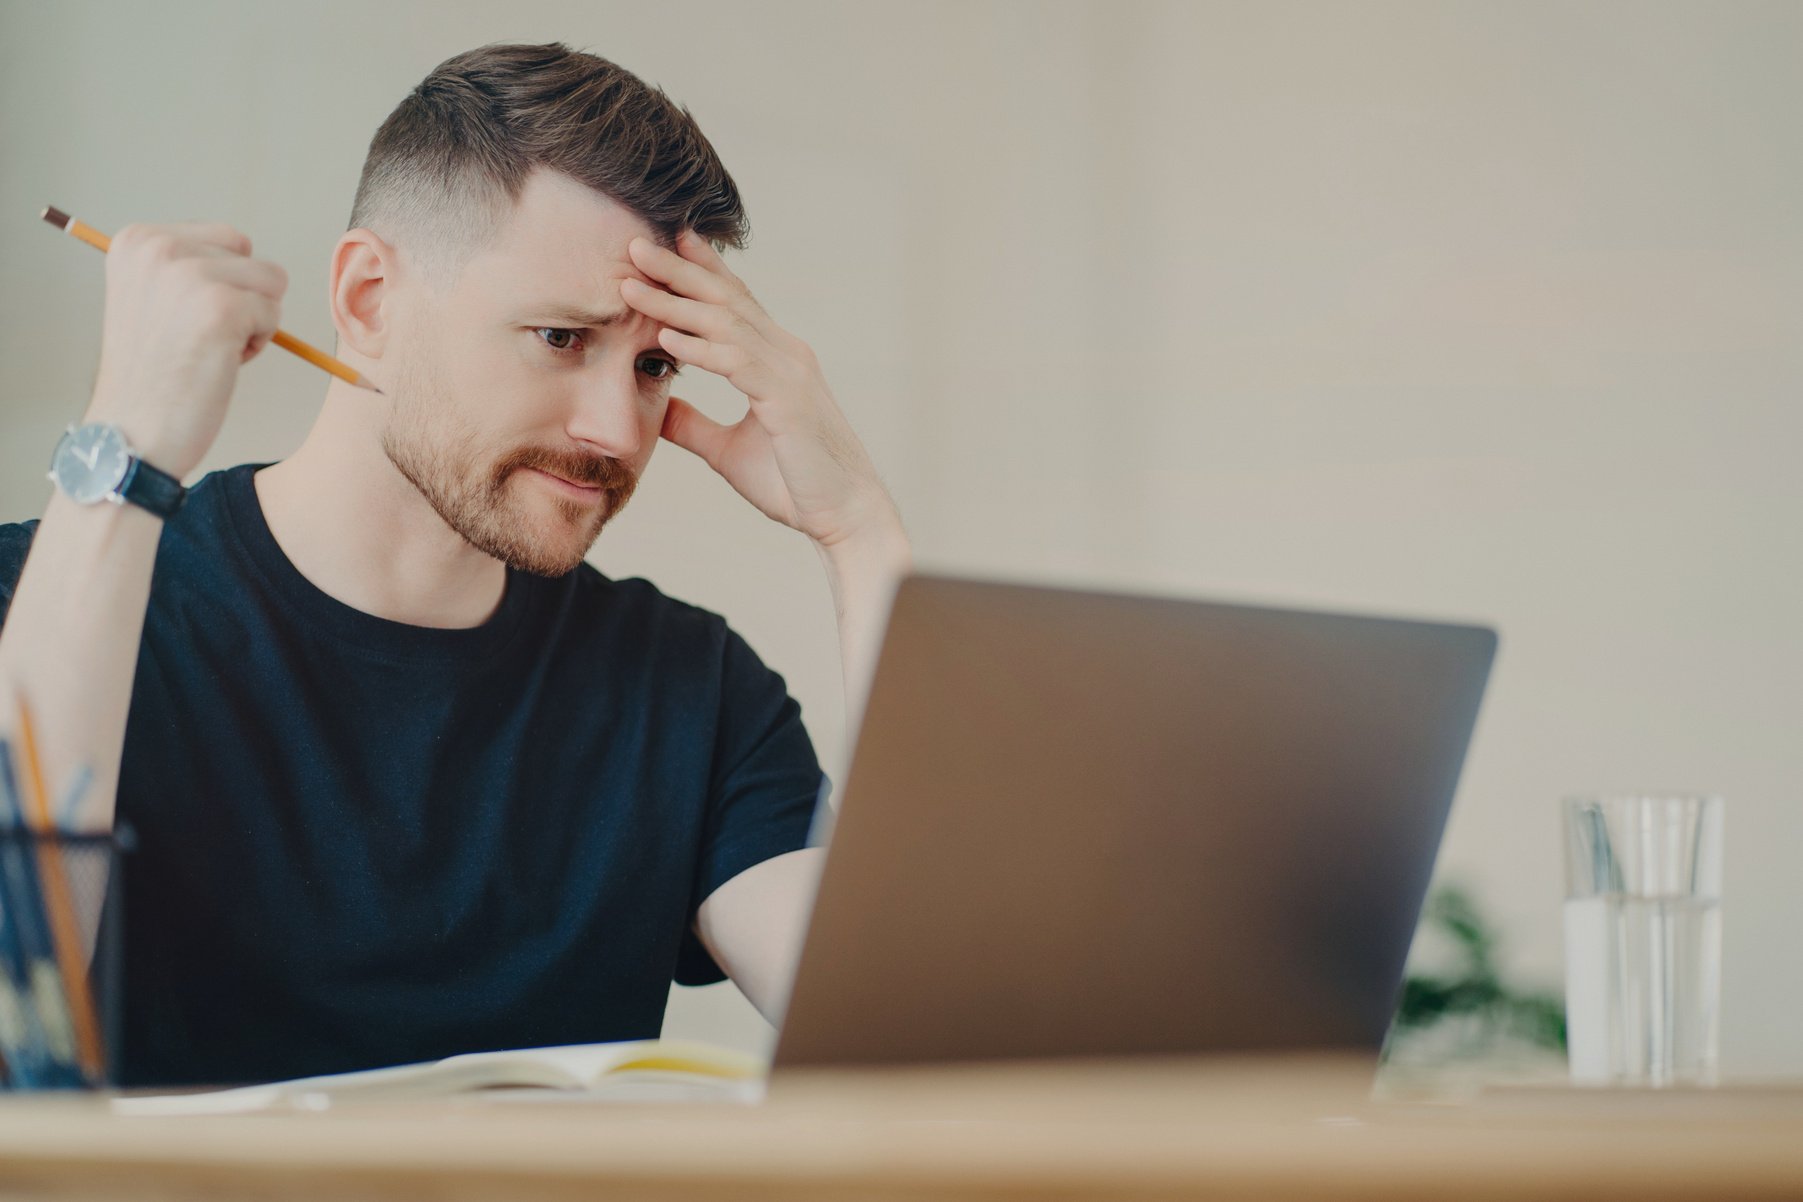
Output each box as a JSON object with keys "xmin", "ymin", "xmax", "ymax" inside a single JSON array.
[
  {"xmin": 0, "ymin": 492, "xmax": 165, "ymax": 831},
  {"xmin": 813, "ymin": 508, "xmax": 912, "ymax": 740}
]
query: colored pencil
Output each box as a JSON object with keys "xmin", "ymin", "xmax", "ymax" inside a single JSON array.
[
  {"xmin": 12, "ymin": 701, "xmax": 106, "ymax": 1084},
  {"xmin": 0, "ymin": 742, "xmax": 57, "ymax": 1089},
  {"xmin": 0, "ymin": 741, "xmax": 83, "ymax": 1087},
  {"xmin": 40, "ymin": 205, "xmax": 382, "ymax": 395}
]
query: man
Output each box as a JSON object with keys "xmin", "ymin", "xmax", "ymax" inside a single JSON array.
[{"xmin": 0, "ymin": 42, "xmax": 910, "ymax": 1086}]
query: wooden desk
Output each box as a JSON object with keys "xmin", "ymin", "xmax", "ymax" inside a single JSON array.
[{"xmin": 0, "ymin": 1054, "xmax": 1799, "ymax": 1201}]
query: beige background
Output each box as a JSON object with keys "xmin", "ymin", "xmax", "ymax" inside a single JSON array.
[{"xmin": 2, "ymin": 1, "xmax": 1798, "ymax": 1073}]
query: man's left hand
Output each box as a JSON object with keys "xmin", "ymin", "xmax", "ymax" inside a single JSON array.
[{"xmin": 621, "ymin": 231, "xmax": 899, "ymax": 550}]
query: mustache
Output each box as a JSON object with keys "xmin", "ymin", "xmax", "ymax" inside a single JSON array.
[{"xmin": 496, "ymin": 445, "xmax": 637, "ymax": 493}]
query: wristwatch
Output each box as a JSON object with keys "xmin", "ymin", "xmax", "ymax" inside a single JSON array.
[{"xmin": 46, "ymin": 423, "xmax": 186, "ymax": 519}]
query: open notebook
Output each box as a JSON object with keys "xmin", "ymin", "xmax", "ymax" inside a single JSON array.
[{"xmin": 111, "ymin": 1039, "xmax": 768, "ymax": 1115}]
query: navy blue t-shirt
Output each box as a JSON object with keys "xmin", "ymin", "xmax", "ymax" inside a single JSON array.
[{"xmin": 0, "ymin": 463, "xmax": 824, "ymax": 1086}]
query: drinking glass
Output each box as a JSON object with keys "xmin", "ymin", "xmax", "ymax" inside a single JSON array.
[{"xmin": 1562, "ymin": 795, "xmax": 1723, "ymax": 1087}]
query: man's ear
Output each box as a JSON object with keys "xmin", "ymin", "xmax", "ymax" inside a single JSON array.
[{"xmin": 330, "ymin": 228, "xmax": 395, "ymax": 359}]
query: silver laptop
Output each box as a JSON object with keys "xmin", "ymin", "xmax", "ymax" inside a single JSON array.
[{"xmin": 774, "ymin": 573, "xmax": 1496, "ymax": 1068}]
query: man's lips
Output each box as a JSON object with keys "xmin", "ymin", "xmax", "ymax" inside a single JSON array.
[{"xmin": 522, "ymin": 466, "xmax": 607, "ymax": 502}]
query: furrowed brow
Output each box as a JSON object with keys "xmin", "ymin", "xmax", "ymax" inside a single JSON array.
[{"xmin": 536, "ymin": 306, "xmax": 635, "ymax": 328}]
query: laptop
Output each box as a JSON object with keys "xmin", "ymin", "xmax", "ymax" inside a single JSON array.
[{"xmin": 773, "ymin": 572, "xmax": 1496, "ymax": 1069}]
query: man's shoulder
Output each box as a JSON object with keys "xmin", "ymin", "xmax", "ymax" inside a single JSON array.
[
  {"xmin": 184, "ymin": 461, "xmax": 257, "ymax": 498},
  {"xmin": 0, "ymin": 517, "xmax": 41, "ymax": 583},
  {"xmin": 0, "ymin": 516, "xmax": 40, "ymax": 548}
]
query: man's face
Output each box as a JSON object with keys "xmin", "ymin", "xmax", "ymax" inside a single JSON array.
[{"xmin": 379, "ymin": 168, "xmax": 682, "ymax": 577}]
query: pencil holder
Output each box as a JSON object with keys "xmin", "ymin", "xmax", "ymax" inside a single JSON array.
[{"xmin": 0, "ymin": 825, "xmax": 132, "ymax": 1089}]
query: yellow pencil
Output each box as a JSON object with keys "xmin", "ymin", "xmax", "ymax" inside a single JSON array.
[
  {"xmin": 13, "ymin": 699, "xmax": 107, "ymax": 1085},
  {"xmin": 40, "ymin": 205, "xmax": 382, "ymax": 395}
]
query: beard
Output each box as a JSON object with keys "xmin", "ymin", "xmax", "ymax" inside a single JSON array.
[{"xmin": 378, "ymin": 352, "xmax": 639, "ymax": 578}]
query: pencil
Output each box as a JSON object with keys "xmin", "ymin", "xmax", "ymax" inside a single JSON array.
[
  {"xmin": 40, "ymin": 205, "xmax": 382, "ymax": 395},
  {"xmin": 13, "ymin": 700, "xmax": 106, "ymax": 1084},
  {"xmin": 0, "ymin": 739, "xmax": 84, "ymax": 1087}
]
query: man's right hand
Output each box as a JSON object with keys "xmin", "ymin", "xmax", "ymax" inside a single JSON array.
[{"xmin": 82, "ymin": 221, "xmax": 288, "ymax": 478}]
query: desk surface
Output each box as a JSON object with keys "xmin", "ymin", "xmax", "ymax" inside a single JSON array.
[{"xmin": 0, "ymin": 1054, "xmax": 1799, "ymax": 1202}]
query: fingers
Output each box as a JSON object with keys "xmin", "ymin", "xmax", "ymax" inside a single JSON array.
[
  {"xmin": 196, "ymin": 254, "xmax": 289, "ymax": 301},
  {"xmin": 164, "ymin": 221, "xmax": 254, "ymax": 255},
  {"xmin": 625, "ymin": 232, "xmax": 797, "ymax": 354},
  {"xmin": 657, "ymin": 328, "xmax": 749, "ymax": 383},
  {"xmin": 625, "ymin": 231, "xmax": 816, "ymax": 406},
  {"xmin": 659, "ymin": 396, "xmax": 730, "ymax": 468},
  {"xmin": 618, "ymin": 277, "xmax": 737, "ymax": 342},
  {"xmin": 239, "ymin": 292, "xmax": 283, "ymax": 362},
  {"xmin": 114, "ymin": 220, "xmax": 253, "ymax": 258},
  {"xmin": 675, "ymin": 227, "xmax": 730, "ymax": 270},
  {"xmin": 107, "ymin": 222, "xmax": 288, "ymax": 365},
  {"xmin": 627, "ymin": 235, "xmax": 744, "ymax": 310}
]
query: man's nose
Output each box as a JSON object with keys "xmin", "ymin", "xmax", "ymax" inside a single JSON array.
[{"xmin": 565, "ymin": 371, "xmax": 645, "ymax": 459}]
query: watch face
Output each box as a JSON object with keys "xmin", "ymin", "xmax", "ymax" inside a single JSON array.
[{"xmin": 51, "ymin": 424, "xmax": 132, "ymax": 504}]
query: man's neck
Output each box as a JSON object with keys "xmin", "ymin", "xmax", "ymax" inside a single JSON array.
[{"xmin": 254, "ymin": 382, "xmax": 507, "ymax": 630}]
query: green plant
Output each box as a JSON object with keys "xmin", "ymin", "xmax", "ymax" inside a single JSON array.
[{"xmin": 1390, "ymin": 884, "xmax": 1566, "ymax": 1052}]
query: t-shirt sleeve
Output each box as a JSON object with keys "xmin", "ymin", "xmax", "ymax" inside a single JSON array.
[
  {"xmin": 674, "ymin": 621, "xmax": 826, "ymax": 986},
  {"xmin": 0, "ymin": 521, "xmax": 42, "ymax": 631}
]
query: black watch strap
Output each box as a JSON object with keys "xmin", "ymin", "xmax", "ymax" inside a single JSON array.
[{"xmin": 119, "ymin": 456, "xmax": 187, "ymax": 519}]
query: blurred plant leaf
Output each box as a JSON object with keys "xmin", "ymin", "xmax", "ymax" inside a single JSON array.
[{"xmin": 1392, "ymin": 883, "xmax": 1566, "ymax": 1052}]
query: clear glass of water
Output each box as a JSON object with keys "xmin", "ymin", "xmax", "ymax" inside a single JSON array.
[{"xmin": 1562, "ymin": 794, "xmax": 1723, "ymax": 1087}]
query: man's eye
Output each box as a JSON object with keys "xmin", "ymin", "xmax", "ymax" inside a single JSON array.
[
  {"xmin": 535, "ymin": 327, "xmax": 584, "ymax": 353},
  {"xmin": 638, "ymin": 356, "xmax": 682, "ymax": 382}
]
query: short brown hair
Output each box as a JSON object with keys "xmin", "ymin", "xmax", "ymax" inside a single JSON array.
[{"xmin": 348, "ymin": 42, "xmax": 749, "ymax": 284}]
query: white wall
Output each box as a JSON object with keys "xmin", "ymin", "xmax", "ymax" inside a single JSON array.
[{"xmin": 3, "ymin": 0, "xmax": 1798, "ymax": 1073}]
